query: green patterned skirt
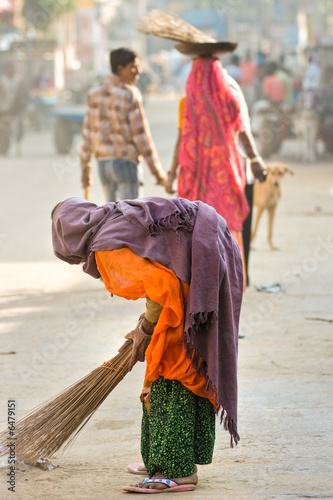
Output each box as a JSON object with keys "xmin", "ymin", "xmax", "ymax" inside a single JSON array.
[{"xmin": 141, "ymin": 376, "xmax": 216, "ymax": 478}]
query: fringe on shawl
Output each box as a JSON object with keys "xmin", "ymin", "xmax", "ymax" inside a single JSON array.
[
  {"xmin": 147, "ymin": 207, "xmax": 198, "ymax": 237},
  {"xmin": 218, "ymin": 408, "xmax": 240, "ymax": 448},
  {"xmin": 183, "ymin": 310, "xmax": 240, "ymax": 448},
  {"xmin": 183, "ymin": 310, "xmax": 218, "ymax": 377}
]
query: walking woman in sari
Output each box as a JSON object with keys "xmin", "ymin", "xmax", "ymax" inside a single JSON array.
[{"xmin": 165, "ymin": 47, "xmax": 267, "ymax": 284}]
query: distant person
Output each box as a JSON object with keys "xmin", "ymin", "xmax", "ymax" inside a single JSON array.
[
  {"xmin": 33, "ymin": 65, "xmax": 54, "ymax": 93},
  {"xmin": 303, "ymin": 55, "xmax": 321, "ymax": 91},
  {"xmin": 276, "ymin": 56, "xmax": 293, "ymax": 104},
  {"xmin": 165, "ymin": 45, "xmax": 267, "ymax": 289},
  {"xmin": 255, "ymin": 51, "xmax": 268, "ymax": 100},
  {"xmin": 255, "ymin": 51, "xmax": 266, "ymax": 66},
  {"xmin": 225, "ymin": 54, "xmax": 243, "ymax": 83},
  {"xmin": 292, "ymin": 76, "xmax": 303, "ymax": 103},
  {"xmin": 0, "ymin": 63, "xmax": 28, "ymax": 155},
  {"xmin": 80, "ymin": 48, "xmax": 166, "ymax": 202},
  {"xmin": 240, "ymin": 54, "xmax": 258, "ymax": 86},
  {"xmin": 240, "ymin": 53, "xmax": 258, "ymax": 108},
  {"xmin": 262, "ymin": 62, "xmax": 285, "ymax": 104},
  {"xmin": 0, "ymin": 63, "xmax": 24, "ymax": 114}
]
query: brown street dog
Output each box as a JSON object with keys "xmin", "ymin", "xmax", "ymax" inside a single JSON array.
[{"xmin": 251, "ymin": 162, "xmax": 294, "ymax": 250}]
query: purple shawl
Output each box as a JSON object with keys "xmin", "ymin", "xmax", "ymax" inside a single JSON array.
[{"xmin": 52, "ymin": 196, "xmax": 243, "ymax": 445}]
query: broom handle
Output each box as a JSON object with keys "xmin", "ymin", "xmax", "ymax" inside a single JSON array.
[{"xmin": 84, "ymin": 163, "xmax": 92, "ymax": 201}]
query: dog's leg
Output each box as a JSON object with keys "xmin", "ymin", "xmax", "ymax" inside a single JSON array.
[
  {"xmin": 267, "ymin": 204, "xmax": 278, "ymax": 250},
  {"xmin": 251, "ymin": 206, "xmax": 265, "ymax": 243}
]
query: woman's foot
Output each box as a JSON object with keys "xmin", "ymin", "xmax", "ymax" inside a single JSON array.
[
  {"xmin": 127, "ymin": 462, "xmax": 147, "ymax": 474},
  {"xmin": 127, "ymin": 462, "xmax": 197, "ymax": 476},
  {"xmin": 123, "ymin": 472, "xmax": 198, "ymax": 491},
  {"xmin": 149, "ymin": 472, "xmax": 198, "ymax": 490}
]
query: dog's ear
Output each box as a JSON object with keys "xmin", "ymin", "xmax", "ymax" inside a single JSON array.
[{"xmin": 284, "ymin": 165, "xmax": 294, "ymax": 175}]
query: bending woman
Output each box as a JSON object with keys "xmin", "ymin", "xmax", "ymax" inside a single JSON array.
[{"xmin": 52, "ymin": 196, "xmax": 244, "ymax": 493}]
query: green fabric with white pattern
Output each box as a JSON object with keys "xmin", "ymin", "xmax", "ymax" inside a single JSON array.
[{"xmin": 141, "ymin": 376, "xmax": 215, "ymax": 478}]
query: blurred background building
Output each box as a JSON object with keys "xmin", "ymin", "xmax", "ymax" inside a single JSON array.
[
  {"xmin": 1, "ymin": 0, "xmax": 333, "ymax": 95},
  {"xmin": 1, "ymin": 0, "xmax": 333, "ymax": 157}
]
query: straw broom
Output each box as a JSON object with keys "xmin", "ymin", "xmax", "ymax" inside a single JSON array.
[
  {"xmin": 137, "ymin": 10, "xmax": 216, "ymax": 43},
  {"xmin": 0, "ymin": 343, "xmax": 132, "ymax": 462}
]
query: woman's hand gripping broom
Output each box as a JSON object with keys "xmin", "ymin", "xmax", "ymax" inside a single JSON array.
[{"xmin": 0, "ymin": 314, "xmax": 153, "ymax": 463}]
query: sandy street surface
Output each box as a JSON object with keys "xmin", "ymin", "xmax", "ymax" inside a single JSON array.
[{"xmin": 0, "ymin": 96, "xmax": 333, "ymax": 500}]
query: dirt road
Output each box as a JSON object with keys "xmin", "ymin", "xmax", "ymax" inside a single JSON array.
[{"xmin": 0, "ymin": 97, "xmax": 332, "ymax": 499}]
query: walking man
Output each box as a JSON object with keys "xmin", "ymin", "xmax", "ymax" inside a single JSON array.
[{"xmin": 80, "ymin": 48, "xmax": 166, "ymax": 201}]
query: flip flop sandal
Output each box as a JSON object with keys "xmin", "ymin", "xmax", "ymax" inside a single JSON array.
[
  {"xmin": 127, "ymin": 462, "xmax": 147, "ymax": 475},
  {"xmin": 122, "ymin": 477, "xmax": 196, "ymax": 493}
]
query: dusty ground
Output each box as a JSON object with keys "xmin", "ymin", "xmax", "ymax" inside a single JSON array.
[{"xmin": 0, "ymin": 96, "xmax": 333, "ymax": 499}]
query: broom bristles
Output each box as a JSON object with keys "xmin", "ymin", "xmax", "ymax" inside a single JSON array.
[
  {"xmin": 137, "ymin": 10, "xmax": 216, "ymax": 44},
  {"xmin": 0, "ymin": 344, "xmax": 132, "ymax": 461}
]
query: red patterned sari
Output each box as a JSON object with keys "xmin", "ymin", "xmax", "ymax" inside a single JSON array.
[{"xmin": 178, "ymin": 57, "xmax": 249, "ymax": 232}]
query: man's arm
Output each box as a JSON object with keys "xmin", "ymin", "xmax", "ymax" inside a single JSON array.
[{"xmin": 129, "ymin": 96, "xmax": 166, "ymax": 185}]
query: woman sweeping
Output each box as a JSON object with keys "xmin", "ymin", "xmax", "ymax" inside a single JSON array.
[{"xmin": 52, "ymin": 196, "xmax": 244, "ymax": 493}]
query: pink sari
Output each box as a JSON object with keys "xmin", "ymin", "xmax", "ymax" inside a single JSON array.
[{"xmin": 178, "ymin": 57, "xmax": 249, "ymax": 232}]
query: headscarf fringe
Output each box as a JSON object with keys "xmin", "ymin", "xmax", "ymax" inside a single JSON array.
[{"xmin": 147, "ymin": 207, "xmax": 197, "ymax": 237}]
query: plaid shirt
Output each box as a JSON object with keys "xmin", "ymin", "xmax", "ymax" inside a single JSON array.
[{"xmin": 80, "ymin": 74, "xmax": 165, "ymax": 182}]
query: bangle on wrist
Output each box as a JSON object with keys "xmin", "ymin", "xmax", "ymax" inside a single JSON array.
[
  {"xmin": 250, "ymin": 156, "xmax": 262, "ymax": 164},
  {"xmin": 139, "ymin": 323, "xmax": 153, "ymax": 339},
  {"xmin": 167, "ymin": 171, "xmax": 176, "ymax": 178}
]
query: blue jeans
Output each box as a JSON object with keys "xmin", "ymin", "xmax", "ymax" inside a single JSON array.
[{"xmin": 98, "ymin": 159, "xmax": 140, "ymax": 202}]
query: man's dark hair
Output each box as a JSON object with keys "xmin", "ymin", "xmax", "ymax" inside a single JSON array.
[{"xmin": 110, "ymin": 48, "xmax": 138, "ymax": 74}]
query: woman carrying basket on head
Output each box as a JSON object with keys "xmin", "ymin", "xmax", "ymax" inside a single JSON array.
[{"xmin": 164, "ymin": 42, "xmax": 267, "ymax": 289}]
